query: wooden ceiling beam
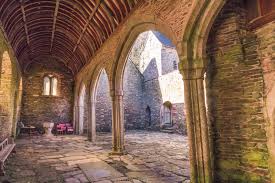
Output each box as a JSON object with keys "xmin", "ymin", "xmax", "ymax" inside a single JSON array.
[
  {"xmin": 0, "ymin": 0, "xmax": 140, "ymax": 75},
  {"xmin": 73, "ymin": 0, "xmax": 104, "ymax": 53},
  {"xmin": 50, "ymin": 0, "xmax": 60, "ymax": 52},
  {"xmin": 20, "ymin": 3, "xmax": 30, "ymax": 46}
]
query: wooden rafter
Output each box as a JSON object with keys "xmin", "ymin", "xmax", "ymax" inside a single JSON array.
[
  {"xmin": 20, "ymin": 3, "xmax": 30, "ymax": 46},
  {"xmin": 73, "ymin": 0, "xmax": 104, "ymax": 53},
  {"xmin": 50, "ymin": 0, "xmax": 60, "ymax": 52},
  {"xmin": 0, "ymin": 0, "xmax": 141, "ymax": 75}
]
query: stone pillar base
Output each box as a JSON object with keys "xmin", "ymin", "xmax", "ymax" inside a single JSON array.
[{"xmin": 109, "ymin": 150, "xmax": 126, "ymax": 156}]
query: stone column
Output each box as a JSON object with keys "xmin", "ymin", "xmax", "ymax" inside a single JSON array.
[
  {"xmin": 74, "ymin": 105, "xmax": 79, "ymax": 135},
  {"xmin": 110, "ymin": 90, "xmax": 125, "ymax": 155},
  {"xmin": 88, "ymin": 100, "xmax": 96, "ymax": 142},
  {"xmin": 180, "ymin": 63, "xmax": 213, "ymax": 183}
]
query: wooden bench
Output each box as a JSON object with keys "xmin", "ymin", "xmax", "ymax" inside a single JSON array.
[{"xmin": 0, "ymin": 138, "xmax": 16, "ymax": 176}]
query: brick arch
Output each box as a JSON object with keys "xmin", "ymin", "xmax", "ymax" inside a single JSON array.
[
  {"xmin": 181, "ymin": 0, "xmax": 227, "ymax": 68},
  {"xmin": 90, "ymin": 65, "xmax": 110, "ymax": 107},
  {"xmin": 111, "ymin": 19, "xmax": 178, "ymax": 93},
  {"xmin": 109, "ymin": 20, "xmax": 183, "ymax": 155},
  {"xmin": 88, "ymin": 64, "xmax": 111, "ymax": 142}
]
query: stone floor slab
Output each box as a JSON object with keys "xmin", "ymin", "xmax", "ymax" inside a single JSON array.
[
  {"xmin": 79, "ymin": 161, "xmax": 123, "ymax": 182},
  {"xmin": 0, "ymin": 131, "xmax": 190, "ymax": 183}
]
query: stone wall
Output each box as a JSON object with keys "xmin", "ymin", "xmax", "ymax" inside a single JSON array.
[
  {"xmin": 123, "ymin": 60, "xmax": 145, "ymax": 130},
  {"xmin": 255, "ymin": 20, "xmax": 275, "ymax": 182},
  {"xmin": 206, "ymin": 1, "xmax": 270, "ymax": 182},
  {"xmin": 135, "ymin": 32, "xmax": 185, "ymax": 133},
  {"xmin": 21, "ymin": 58, "xmax": 74, "ymax": 128},
  {"xmin": 0, "ymin": 30, "xmax": 22, "ymax": 140}
]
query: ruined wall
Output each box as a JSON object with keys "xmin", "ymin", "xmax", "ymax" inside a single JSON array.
[
  {"xmin": 21, "ymin": 58, "xmax": 74, "ymax": 128},
  {"xmin": 123, "ymin": 60, "xmax": 145, "ymax": 130},
  {"xmin": 207, "ymin": 1, "xmax": 270, "ymax": 182},
  {"xmin": 136, "ymin": 32, "xmax": 186, "ymax": 133},
  {"xmin": 0, "ymin": 30, "xmax": 22, "ymax": 140},
  {"xmin": 95, "ymin": 32, "xmax": 186, "ymax": 133},
  {"xmin": 95, "ymin": 62, "xmax": 145, "ymax": 132}
]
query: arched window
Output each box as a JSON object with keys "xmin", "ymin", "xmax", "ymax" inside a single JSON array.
[
  {"xmin": 43, "ymin": 75, "xmax": 58, "ymax": 96},
  {"xmin": 51, "ymin": 77, "xmax": 58, "ymax": 96},
  {"xmin": 43, "ymin": 77, "xmax": 50, "ymax": 95},
  {"xmin": 173, "ymin": 60, "xmax": 178, "ymax": 70}
]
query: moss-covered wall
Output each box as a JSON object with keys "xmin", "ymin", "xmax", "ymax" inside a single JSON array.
[
  {"xmin": 207, "ymin": 1, "xmax": 271, "ymax": 182},
  {"xmin": 255, "ymin": 20, "xmax": 275, "ymax": 183}
]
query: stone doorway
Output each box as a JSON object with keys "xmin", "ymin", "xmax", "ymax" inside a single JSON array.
[
  {"xmin": 145, "ymin": 106, "xmax": 152, "ymax": 127},
  {"xmin": 162, "ymin": 101, "xmax": 172, "ymax": 127}
]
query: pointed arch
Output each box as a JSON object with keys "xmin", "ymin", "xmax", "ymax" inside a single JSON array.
[{"xmin": 88, "ymin": 64, "xmax": 112, "ymax": 142}]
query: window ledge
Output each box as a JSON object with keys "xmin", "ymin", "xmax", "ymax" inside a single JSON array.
[{"xmin": 248, "ymin": 11, "xmax": 275, "ymax": 30}]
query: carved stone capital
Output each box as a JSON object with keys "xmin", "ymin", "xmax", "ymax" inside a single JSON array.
[
  {"xmin": 178, "ymin": 57, "xmax": 208, "ymax": 80},
  {"xmin": 110, "ymin": 89, "xmax": 123, "ymax": 97},
  {"xmin": 181, "ymin": 67, "xmax": 206, "ymax": 80}
]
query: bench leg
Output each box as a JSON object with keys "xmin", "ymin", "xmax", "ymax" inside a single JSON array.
[{"xmin": 0, "ymin": 162, "xmax": 5, "ymax": 176}]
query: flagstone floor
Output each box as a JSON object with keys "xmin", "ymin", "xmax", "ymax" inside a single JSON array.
[{"xmin": 0, "ymin": 131, "xmax": 190, "ymax": 183}]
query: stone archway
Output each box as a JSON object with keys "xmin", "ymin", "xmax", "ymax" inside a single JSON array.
[
  {"xmin": 111, "ymin": 21, "xmax": 180, "ymax": 154},
  {"xmin": 178, "ymin": 0, "xmax": 229, "ymax": 182},
  {"xmin": 88, "ymin": 65, "xmax": 112, "ymax": 143},
  {"xmin": 162, "ymin": 101, "xmax": 172, "ymax": 127}
]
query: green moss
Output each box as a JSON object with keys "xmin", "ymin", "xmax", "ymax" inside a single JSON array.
[
  {"xmin": 251, "ymin": 128, "xmax": 267, "ymax": 139},
  {"xmin": 218, "ymin": 160, "xmax": 241, "ymax": 170},
  {"xmin": 242, "ymin": 151, "xmax": 269, "ymax": 168},
  {"xmin": 218, "ymin": 170, "xmax": 266, "ymax": 183},
  {"xmin": 249, "ymin": 174, "xmax": 263, "ymax": 183},
  {"xmin": 215, "ymin": 44, "xmax": 244, "ymax": 61}
]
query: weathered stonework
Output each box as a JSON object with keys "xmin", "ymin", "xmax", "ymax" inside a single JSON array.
[
  {"xmin": 206, "ymin": 1, "xmax": 270, "ymax": 182},
  {"xmin": 21, "ymin": 58, "xmax": 74, "ymax": 128},
  {"xmin": 123, "ymin": 60, "xmax": 145, "ymax": 130},
  {"xmin": 0, "ymin": 0, "xmax": 275, "ymax": 182},
  {"xmin": 0, "ymin": 30, "xmax": 22, "ymax": 140}
]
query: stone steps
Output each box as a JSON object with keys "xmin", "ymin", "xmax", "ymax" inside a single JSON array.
[{"xmin": 160, "ymin": 128, "xmax": 175, "ymax": 134}]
